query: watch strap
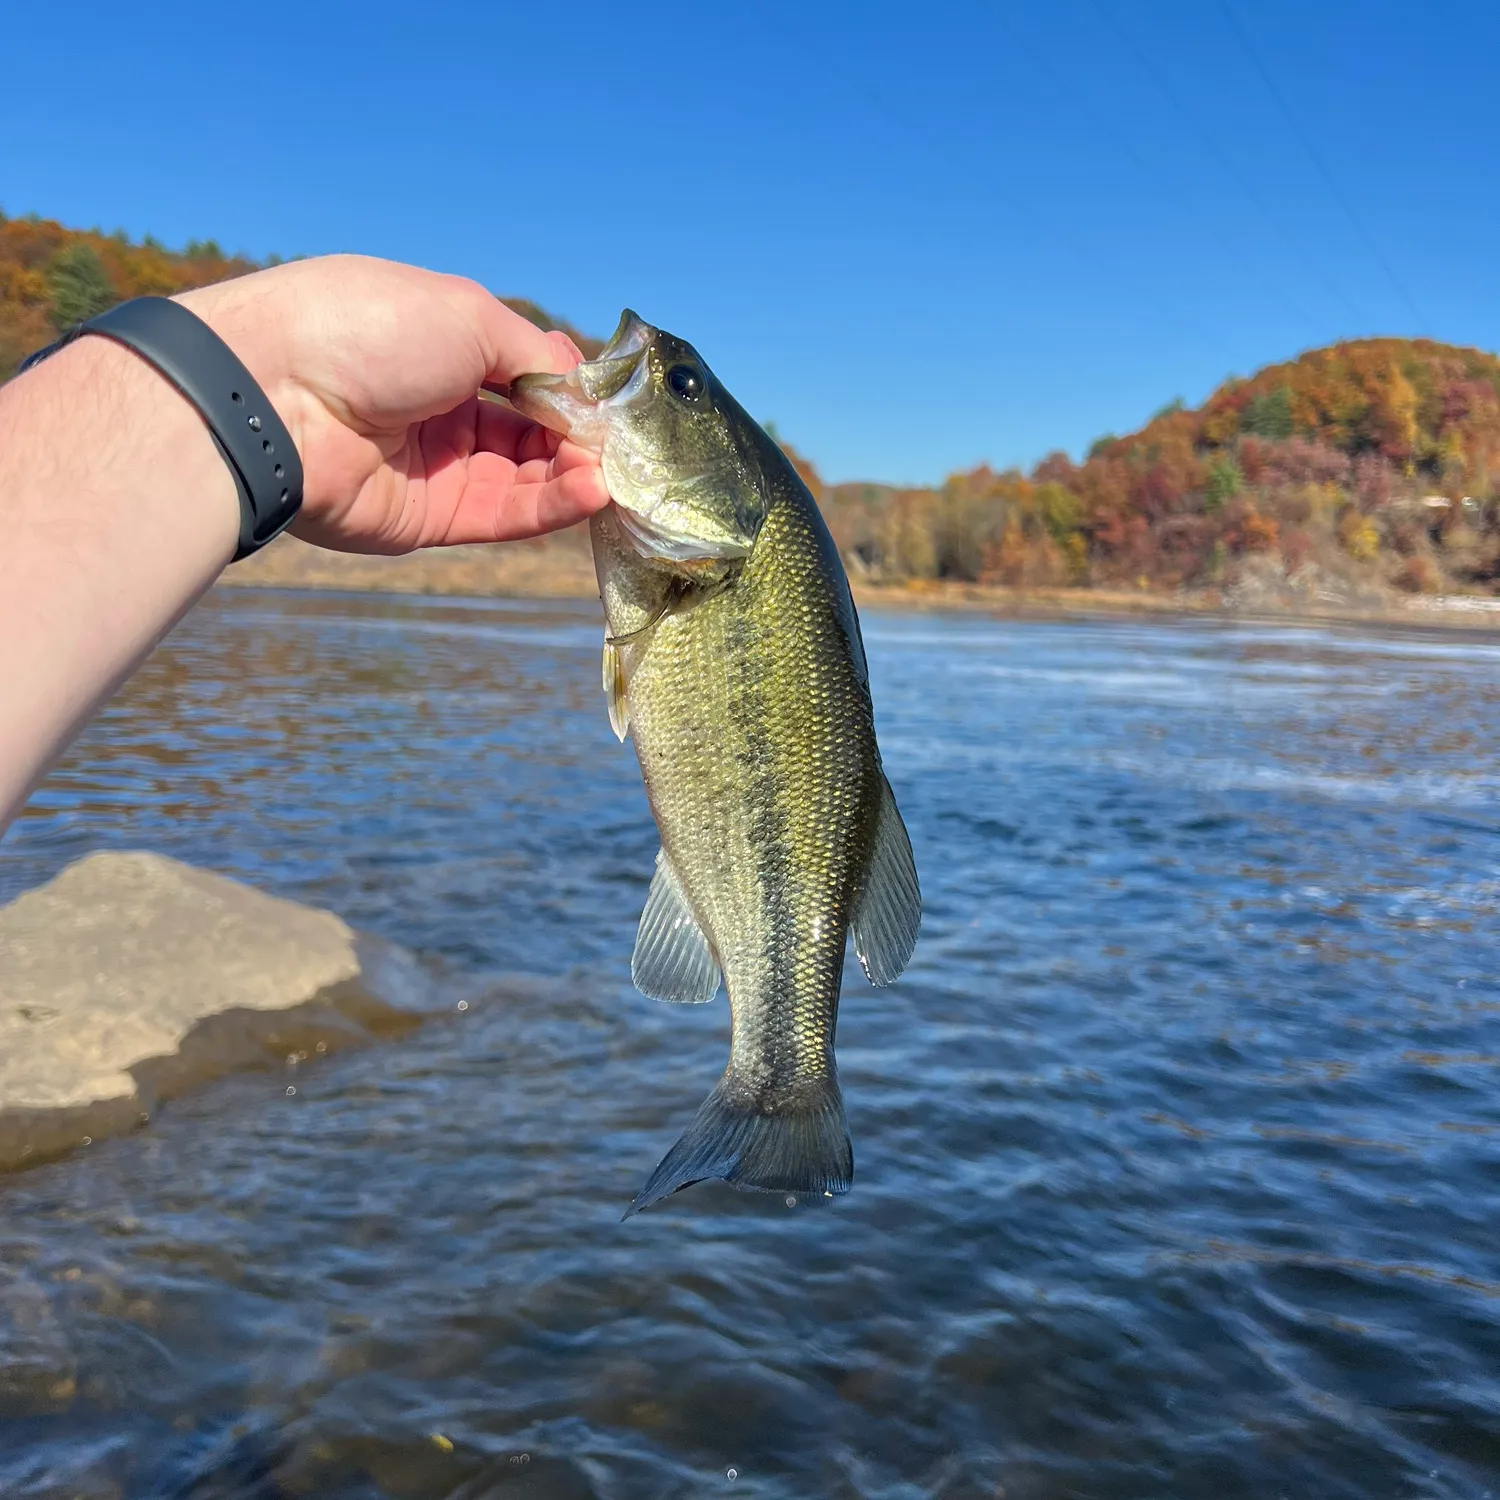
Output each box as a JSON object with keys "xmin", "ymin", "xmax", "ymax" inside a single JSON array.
[{"xmin": 20, "ymin": 296, "xmax": 304, "ymax": 561}]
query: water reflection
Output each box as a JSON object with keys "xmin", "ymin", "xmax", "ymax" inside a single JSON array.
[{"xmin": 1, "ymin": 592, "xmax": 1498, "ymax": 1498}]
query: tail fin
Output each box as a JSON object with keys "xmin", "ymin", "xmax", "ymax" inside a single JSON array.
[{"xmin": 624, "ymin": 1072, "xmax": 852, "ymax": 1218}]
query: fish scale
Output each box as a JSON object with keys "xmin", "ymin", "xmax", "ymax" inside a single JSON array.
[
  {"xmin": 626, "ymin": 479, "xmax": 882, "ymax": 1101},
  {"xmin": 508, "ymin": 311, "xmax": 921, "ymax": 1214}
]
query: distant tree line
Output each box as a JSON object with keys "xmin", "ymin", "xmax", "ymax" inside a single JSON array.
[
  {"xmin": 0, "ymin": 212, "xmax": 597, "ymax": 380},
  {"xmin": 800, "ymin": 338, "xmax": 1500, "ymax": 597},
  {"xmin": 0, "ymin": 211, "xmax": 264, "ymax": 379},
  {"xmin": 6, "ymin": 212, "xmax": 1499, "ymax": 596}
]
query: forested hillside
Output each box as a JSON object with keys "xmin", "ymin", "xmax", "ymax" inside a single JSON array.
[
  {"xmin": 809, "ymin": 339, "xmax": 1500, "ymax": 598},
  {"xmin": 0, "ymin": 212, "xmax": 597, "ymax": 377},
  {"xmin": 7, "ymin": 213, "xmax": 1497, "ymax": 599}
]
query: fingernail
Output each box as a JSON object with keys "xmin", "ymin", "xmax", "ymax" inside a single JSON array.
[{"xmin": 547, "ymin": 330, "xmax": 583, "ymax": 373}]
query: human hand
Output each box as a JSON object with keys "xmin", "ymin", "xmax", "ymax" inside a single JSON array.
[{"xmin": 176, "ymin": 255, "xmax": 610, "ymax": 554}]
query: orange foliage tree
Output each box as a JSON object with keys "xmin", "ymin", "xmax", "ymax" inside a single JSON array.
[{"xmin": 7, "ymin": 211, "xmax": 1500, "ymax": 596}]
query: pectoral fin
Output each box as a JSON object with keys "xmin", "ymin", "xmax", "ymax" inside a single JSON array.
[
  {"xmin": 631, "ymin": 848, "xmax": 721, "ymax": 1003},
  {"xmin": 851, "ymin": 775, "xmax": 921, "ymax": 986},
  {"xmin": 602, "ymin": 639, "xmax": 630, "ymax": 742}
]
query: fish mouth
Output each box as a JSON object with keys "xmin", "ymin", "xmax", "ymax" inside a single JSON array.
[
  {"xmin": 508, "ymin": 310, "xmax": 757, "ymax": 568},
  {"xmin": 598, "ymin": 309, "xmax": 654, "ymax": 364},
  {"xmin": 575, "ymin": 310, "xmax": 655, "ymax": 406},
  {"xmin": 506, "ymin": 309, "xmax": 657, "ymax": 452}
]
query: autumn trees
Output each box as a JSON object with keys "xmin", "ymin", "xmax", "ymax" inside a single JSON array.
[
  {"xmin": 5, "ymin": 212, "xmax": 1499, "ymax": 596},
  {"xmin": 808, "ymin": 337, "xmax": 1500, "ymax": 596}
]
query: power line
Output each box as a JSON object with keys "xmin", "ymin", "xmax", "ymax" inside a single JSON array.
[
  {"xmin": 1215, "ymin": 0, "xmax": 1425, "ymax": 329},
  {"xmin": 753, "ymin": 4, "xmax": 1227, "ymax": 354},
  {"xmin": 1090, "ymin": 0, "xmax": 1364, "ymax": 328},
  {"xmin": 979, "ymin": 0, "xmax": 1323, "ymax": 334}
]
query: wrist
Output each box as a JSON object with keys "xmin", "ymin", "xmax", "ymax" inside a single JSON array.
[{"xmin": 172, "ymin": 273, "xmax": 316, "ymax": 474}]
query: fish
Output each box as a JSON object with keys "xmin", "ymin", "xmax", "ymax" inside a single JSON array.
[{"xmin": 509, "ymin": 312, "xmax": 919, "ymax": 1216}]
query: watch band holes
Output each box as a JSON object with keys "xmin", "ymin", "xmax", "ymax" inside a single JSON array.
[
  {"xmin": 274, "ymin": 464, "xmax": 285, "ymax": 478},
  {"xmin": 262, "ymin": 439, "xmax": 274, "ymax": 454},
  {"xmin": 280, "ymin": 489, "xmax": 289, "ymax": 503},
  {"xmin": 231, "ymin": 391, "xmax": 243, "ymax": 404}
]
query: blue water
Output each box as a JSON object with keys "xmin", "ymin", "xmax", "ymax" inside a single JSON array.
[{"xmin": 2, "ymin": 589, "xmax": 1498, "ymax": 1499}]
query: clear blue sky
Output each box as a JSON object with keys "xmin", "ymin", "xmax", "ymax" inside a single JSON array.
[{"xmin": 2, "ymin": 0, "xmax": 1495, "ymax": 485}]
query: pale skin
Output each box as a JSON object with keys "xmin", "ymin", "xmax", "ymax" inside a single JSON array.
[{"xmin": 0, "ymin": 254, "xmax": 611, "ymax": 833}]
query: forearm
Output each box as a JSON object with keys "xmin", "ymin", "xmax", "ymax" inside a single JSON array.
[
  {"xmin": 0, "ymin": 335, "xmax": 239, "ymax": 832},
  {"xmin": 0, "ymin": 254, "xmax": 604, "ymax": 834}
]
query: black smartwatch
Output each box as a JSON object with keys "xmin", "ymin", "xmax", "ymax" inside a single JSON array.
[{"xmin": 19, "ymin": 296, "xmax": 304, "ymax": 561}]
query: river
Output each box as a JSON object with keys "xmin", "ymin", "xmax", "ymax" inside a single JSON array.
[{"xmin": 2, "ymin": 589, "xmax": 1497, "ymax": 1498}]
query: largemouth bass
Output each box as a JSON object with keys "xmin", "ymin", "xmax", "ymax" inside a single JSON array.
[{"xmin": 510, "ymin": 313, "xmax": 919, "ymax": 1215}]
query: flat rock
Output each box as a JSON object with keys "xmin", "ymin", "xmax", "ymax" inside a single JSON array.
[{"xmin": 0, "ymin": 851, "xmax": 433, "ymax": 1171}]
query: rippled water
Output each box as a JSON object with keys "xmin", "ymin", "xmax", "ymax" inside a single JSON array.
[{"xmin": 2, "ymin": 589, "xmax": 1499, "ymax": 1499}]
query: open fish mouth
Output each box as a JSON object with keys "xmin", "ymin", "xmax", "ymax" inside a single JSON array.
[
  {"xmin": 569, "ymin": 310, "xmax": 657, "ymax": 410},
  {"xmin": 507, "ymin": 308, "xmax": 764, "ymax": 567},
  {"xmin": 503, "ymin": 312, "xmax": 657, "ymax": 446},
  {"xmin": 597, "ymin": 309, "xmax": 654, "ymax": 364}
]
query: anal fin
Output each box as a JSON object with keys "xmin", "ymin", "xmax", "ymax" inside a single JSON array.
[
  {"xmin": 631, "ymin": 848, "xmax": 721, "ymax": 1003},
  {"xmin": 851, "ymin": 774, "xmax": 921, "ymax": 986}
]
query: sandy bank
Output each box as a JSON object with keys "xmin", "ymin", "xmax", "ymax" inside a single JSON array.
[
  {"xmin": 221, "ymin": 532, "xmax": 1500, "ymax": 634},
  {"xmin": 0, "ymin": 852, "xmax": 435, "ymax": 1173}
]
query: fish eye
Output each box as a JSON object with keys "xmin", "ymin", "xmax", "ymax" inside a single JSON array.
[{"xmin": 667, "ymin": 364, "xmax": 705, "ymax": 402}]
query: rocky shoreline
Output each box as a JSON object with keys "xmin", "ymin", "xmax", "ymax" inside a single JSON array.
[{"xmin": 0, "ymin": 852, "xmax": 436, "ymax": 1174}]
